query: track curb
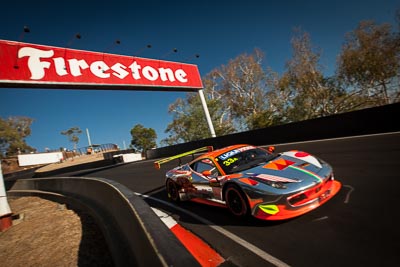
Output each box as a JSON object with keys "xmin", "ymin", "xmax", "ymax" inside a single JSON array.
[{"xmin": 152, "ymin": 207, "xmax": 225, "ymax": 267}]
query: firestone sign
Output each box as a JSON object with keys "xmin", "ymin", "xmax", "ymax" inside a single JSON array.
[{"xmin": 0, "ymin": 40, "xmax": 203, "ymax": 91}]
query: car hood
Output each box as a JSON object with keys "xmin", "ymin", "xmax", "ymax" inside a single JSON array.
[{"xmin": 239, "ymin": 151, "xmax": 332, "ymax": 192}]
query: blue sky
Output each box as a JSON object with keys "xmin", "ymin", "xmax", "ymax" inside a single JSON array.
[{"xmin": 0, "ymin": 0, "xmax": 398, "ymax": 152}]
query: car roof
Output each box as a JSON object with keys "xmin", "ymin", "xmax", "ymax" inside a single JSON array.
[{"xmin": 197, "ymin": 144, "xmax": 254, "ymax": 159}]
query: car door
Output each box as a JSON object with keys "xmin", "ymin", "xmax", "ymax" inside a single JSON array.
[{"xmin": 190, "ymin": 158, "xmax": 223, "ymax": 200}]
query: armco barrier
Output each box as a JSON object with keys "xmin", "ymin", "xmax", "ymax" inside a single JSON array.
[
  {"xmin": 146, "ymin": 102, "xmax": 400, "ymax": 159},
  {"xmin": 7, "ymin": 177, "xmax": 200, "ymax": 267}
]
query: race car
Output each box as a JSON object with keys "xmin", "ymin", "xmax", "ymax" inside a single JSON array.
[{"xmin": 154, "ymin": 144, "xmax": 341, "ymax": 221}]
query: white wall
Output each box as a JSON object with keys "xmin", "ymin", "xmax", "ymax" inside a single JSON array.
[
  {"xmin": 18, "ymin": 152, "xmax": 63, "ymax": 166},
  {"xmin": 122, "ymin": 153, "xmax": 142, "ymax": 162}
]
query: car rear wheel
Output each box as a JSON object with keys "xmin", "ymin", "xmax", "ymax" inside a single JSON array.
[
  {"xmin": 225, "ymin": 184, "xmax": 249, "ymax": 217},
  {"xmin": 166, "ymin": 179, "xmax": 180, "ymax": 202}
]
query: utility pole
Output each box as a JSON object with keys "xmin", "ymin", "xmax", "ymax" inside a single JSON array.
[
  {"xmin": 198, "ymin": 89, "xmax": 216, "ymax": 138},
  {"xmin": 86, "ymin": 128, "xmax": 93, "ymax": 154}
]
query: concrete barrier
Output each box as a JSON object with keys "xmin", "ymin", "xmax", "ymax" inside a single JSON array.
[
  {"xmin": 7, "ymin": 177, "xmax": 200, "ymax": 267},
  {"xmin": 146, "ymin": 102, "xmax": 400, "ymax": 159}
]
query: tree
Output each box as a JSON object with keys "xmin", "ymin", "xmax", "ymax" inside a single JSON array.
[
  {"xmin": 161, "ymin": 88, "xmax": 235, "ymax": 146},
  {"xmin": 163, "ymin": 18, "xmax": 400, "ymax": 145},
  {"xmin": 337, "ymin": 20, "xmax": 400, "ymax": 105},
  {"xmin": 279, "ymin": 28, "xmax": 336, "ymax": 121},
  {"xmin": 278, "ymin": 28, "xmax": 372, "ymax": 121},
  {"xmin": 162, "ymin": 48, "xmax": 289, "ymax": 146},
  {"xmin": 0, "ymin": 116, "xmax": 35, "ymax": 158},
  {"xmin": 130, "ymin": 124, "xmax": 157, "ymax": 152},
  {"xmin": 61, "ymin": 127, "xmax": 82, "ymax": 151},
  {"xmin": 211, "ymin": 48, "xmax": 278, "ymax": 130}
]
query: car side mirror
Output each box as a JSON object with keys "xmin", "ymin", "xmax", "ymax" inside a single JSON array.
[
  {"xmin": 202, "ymin": 170, "xmax": 212, "ymax": 177},
  {"xmin": 268, "ymin": 146, "xmax": 275, "ymax": 153}
]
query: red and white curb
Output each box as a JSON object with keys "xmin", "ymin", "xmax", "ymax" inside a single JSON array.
[{"xmin": 152, "ymin": 207, "xmax": 225, "ymax": 267}]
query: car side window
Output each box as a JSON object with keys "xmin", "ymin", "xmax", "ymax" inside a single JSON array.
[{"xmin": 191, "ymin": 159, "xmax": 220, "ymax": 177}]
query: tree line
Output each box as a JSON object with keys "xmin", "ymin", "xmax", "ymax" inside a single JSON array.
[
  {"xmin": 1, "ymin": 16, "xmax": 399, "ymax": 157},
  {"xmin": 161, "ymin": 18, "xmax": 400, "ymax": 145}
]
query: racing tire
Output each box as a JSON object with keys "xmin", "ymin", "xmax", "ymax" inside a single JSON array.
[
  {"xmin": 166, "ymin": 179, "xmax": 180, "ymax": 202},
  {"xmin": 224, "ymin": 184, "xmax": 250, "ymax": 218}
]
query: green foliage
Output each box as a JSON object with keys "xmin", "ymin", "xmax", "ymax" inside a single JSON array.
[
  {"xmin": 337, "ymin": 20, "xmax": 400, "ymax": 105},
  {"xmin": 161, "ymin": 88, "xmax": 235, "ymax": 146},
  {"xmin": 162, "ymin": 48, "xmax": 284, "ymax": 145},
  {"xmin": 130, "ymin": 124, "xmax": 157, "ymax": 152},
  {"xmin": 0, "ymin": 116, "xmax": 35, "ymax": 158},
  {"xmin": 163, "ymin": 16, "xmax": 399, "ymax": 145},
  {"xmin": 61, "ymin": 127, "xmax": 82, "ymax": 150}
]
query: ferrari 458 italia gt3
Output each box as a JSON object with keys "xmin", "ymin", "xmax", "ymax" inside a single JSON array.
[{"xmin": 154, "ymin": 144, "xmax": 341, "ymax": 221}]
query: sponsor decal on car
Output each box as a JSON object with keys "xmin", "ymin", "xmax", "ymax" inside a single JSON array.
[{"xmin": 218, "ymin": 146, "xmax": 255, "ymax": 160}]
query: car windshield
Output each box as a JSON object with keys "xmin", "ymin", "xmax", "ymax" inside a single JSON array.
[{"xmin": 216, "ymin": 146, "xmax": 277, "ymax": 174}]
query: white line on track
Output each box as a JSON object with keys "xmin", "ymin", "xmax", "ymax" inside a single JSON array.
[
  {"xmin": 267, "ymin": 131, "xmax": 400, "ymax": 147},
  {"xmin": 343, "ymin": 185, "xmax": 355, "ymax": 204},
  {"xmin": 135, "ymin": 192, "xmax": 291, "ymax": 267},
  {"xmin": 312, "ymin": 216, "xmax": 329, "ymax": 222}
]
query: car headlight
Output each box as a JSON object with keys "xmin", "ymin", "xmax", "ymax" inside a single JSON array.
[{"xmin": 265, "ymin": 180, "xmax": 287, "ymax": 189}]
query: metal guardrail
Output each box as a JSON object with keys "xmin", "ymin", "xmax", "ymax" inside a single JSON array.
[{"xmin": 7, "ymin": 177, "xmax": 200, "ymax": 267}]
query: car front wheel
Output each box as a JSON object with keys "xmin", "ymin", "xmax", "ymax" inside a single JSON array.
[{"xmin": 224, "ymin": 184, "xmax": 249, "ymax": 217}]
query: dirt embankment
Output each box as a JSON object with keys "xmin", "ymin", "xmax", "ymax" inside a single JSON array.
[
  {"xmin": 1, "ymin": 151, "xmax": 107, "ymax": 175},
  {"xmin": 0, "ymin": 196, "xmax": 114, "ymax": 266}
]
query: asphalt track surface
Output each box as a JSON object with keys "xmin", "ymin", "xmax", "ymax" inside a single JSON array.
[{"xmin": 60, "ymin": 132, "xmax": 399, "ymax": 267}]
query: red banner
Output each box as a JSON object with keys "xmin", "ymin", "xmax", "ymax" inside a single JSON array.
[{"xmin": 0, "ymin": 40, "xmax": 203, "ymax": 91}]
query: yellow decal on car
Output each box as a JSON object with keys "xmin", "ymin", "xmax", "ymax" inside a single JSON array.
[{"xmin": 259, "ymin": 204, "xmax": 279, "ymax": 215}]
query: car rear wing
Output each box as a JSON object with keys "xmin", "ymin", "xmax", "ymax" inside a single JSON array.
[{"xmin": 154, "ymin": 146, "xmax": 213, "ymax": 169}]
